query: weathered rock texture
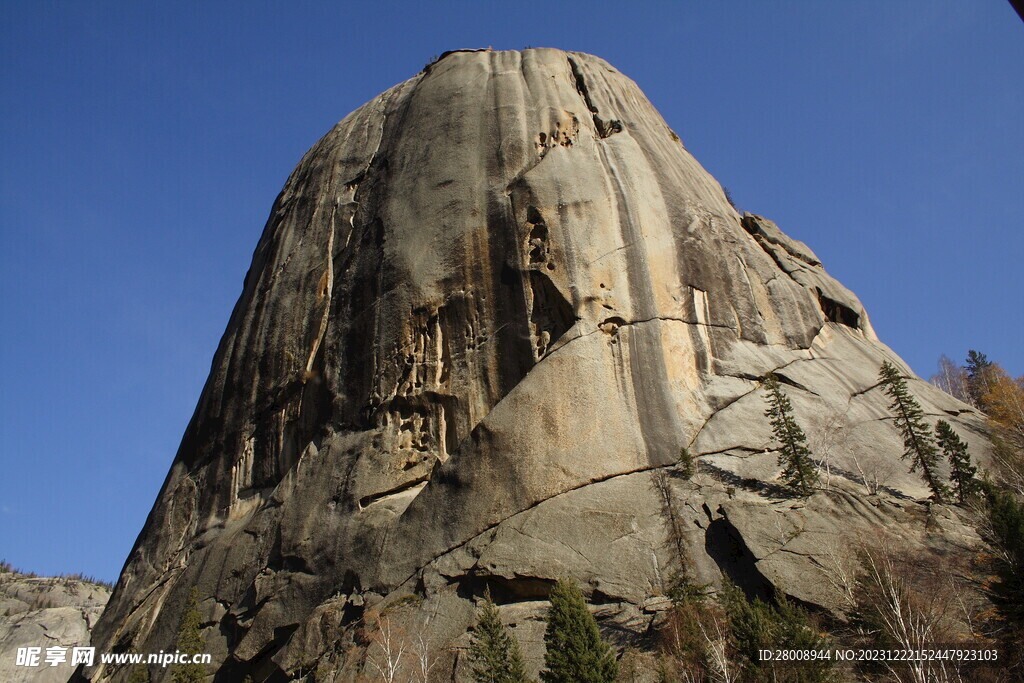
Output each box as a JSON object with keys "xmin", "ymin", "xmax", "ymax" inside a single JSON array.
[
  {"xmin": 1, "ymin": 570, "xmax": 110, "ymax": 683},
  {"xmin": 86, "ymin": 49, "xmax": 989, "ymax": 681}
]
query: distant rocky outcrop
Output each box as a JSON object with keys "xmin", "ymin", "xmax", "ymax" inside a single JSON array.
[
  {"xmin": 85, "ymin": 48, "xmax": 990, "ymax": 681},
  {"xmin": 1, "ymin": 566, "xmax": 110, "ymax": 683}
]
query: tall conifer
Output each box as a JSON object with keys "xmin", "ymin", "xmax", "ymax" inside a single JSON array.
[
  {"xmin": 541, "ymin": 577, "xmax": 617, "ymax": 683},
  {"xmin": 878, "ymin": 361, "xmax": 949, "ymax": 501},
  {"xmin": 171, "ymin": 587, "xmax": 205, "ymax": 683},
  {"xmin": 936, "ymin": 420, "xmax": 978, "ymax": 503},
  {"xmin": 763, "ymin": 373, "xmax": 818, "ymax": 496},
  {"xmin": 966, "ymin": 350, "xmax": 994, "ymax": 407},
  {"xmin": 469, "ymin": 590, "xmax": 530, "ymax": 683}
]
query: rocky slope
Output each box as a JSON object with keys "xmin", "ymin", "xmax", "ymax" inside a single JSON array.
[
  {"xmin": 1, "ymin": 569, "xmax": 110, "ymax": 683},
  {"xmin": 84, "ymin": 48, "xmax": 989, "ymax": 681}
]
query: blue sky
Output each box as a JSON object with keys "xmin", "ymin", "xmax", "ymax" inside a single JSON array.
[{"xmin": 1, "ymin": 1, "xmax": 1021, "ymax": 582}]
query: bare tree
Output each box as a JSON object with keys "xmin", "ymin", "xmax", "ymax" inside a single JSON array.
[
  {"xmin": 409, "ymin": 622, "xmax": 438, "ymax": 683},
  {"xmin": 366, "ymin": 614, "xmax": 408, "ymax": 683},
  {"xmin": 695, "ymin": 608, "xmax": 737, "ymax": 683},
  {"xmin": 848, "ymin": 451, "xmax": 897, "ymax": 496},
  {"xmin": 818, "ymin": 540, "xmax": 860, "ymax": 614},
  {"xmin": 856, "ymin": 543, "xmax": 960, "ymax": 683},
  {"xmin": 930, "ymin": 354, "xmax": 973, "ymax": 406}
]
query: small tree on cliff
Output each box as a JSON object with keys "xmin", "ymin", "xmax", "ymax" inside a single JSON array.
[
  {"xmin": 541, "ymin": 577, "xmax": 618, "ymax": 683},
  {"xmin": 966, "ymin": 350, "xmax": 994, "ymax": 407},
  {"xmin": 935, "ymin": 420, "xmax": 978, "ymax": 503},
  {"xmin": 469, "ymin": 589, "xmax": 530, "ymax": 683},
  {"xmin": 878, "ymin": 361, "xmax": 950, "ymax": 502},
  {"xmin": 171, "ymin": 587, "xmax": 206, "ymax": 683},
  {"xmin": 763, "ymin": 373, "xmax": 818, "ymax": 496}
]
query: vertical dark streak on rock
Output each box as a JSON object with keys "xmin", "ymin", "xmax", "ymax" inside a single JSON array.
[
  {"xmin": 483, "ymin": 59, "xmax": 535, "ymax": 403},
  {"xmin": 596, "ymin": 141, "xmax": 679, "ymax": 466}
]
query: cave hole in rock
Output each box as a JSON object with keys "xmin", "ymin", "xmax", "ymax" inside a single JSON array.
[
  {"xmin": 234, "ymin": 623, "xmax": 300, "ymax": 683},
  {"xmin": 817, "ymin": 288, "xmax": 859, "ymax": 328},
  {"xmin": 770, "ymin": 372, "xmax": 809, "ymax": 393},
  {"xmin": 525, "ymin": 205, "xmax": 549, "ymax": 265},
  {"xmin": 528, "ymin": 270, "xmax": 575, "ymax": 358},
  {"xmin": 599, "ymin": 316, "xmax": 627, "ymax": 335},
  {"xmin": 454, "ymin": 573, "xmax": 557, "ymax": 604}
]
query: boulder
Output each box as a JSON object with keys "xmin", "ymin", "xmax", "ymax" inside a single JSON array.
[{"xmin": 1, "ymin": 570, "xmax": 110, "ymax": 683}]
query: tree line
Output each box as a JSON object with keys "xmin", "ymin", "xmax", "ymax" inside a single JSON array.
[{"xmin": 764, "ymin": 360, "xmax": 982, "ymax": 504}]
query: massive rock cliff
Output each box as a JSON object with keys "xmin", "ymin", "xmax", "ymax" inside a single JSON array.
[{"xmin": 86, "ymin": 48, "xmax": 989, "ymax": 681}]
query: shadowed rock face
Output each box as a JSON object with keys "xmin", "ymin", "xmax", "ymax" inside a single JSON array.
[{"xmin": 87, "ymin": 49, "xmax": 988, "ymax": 680}]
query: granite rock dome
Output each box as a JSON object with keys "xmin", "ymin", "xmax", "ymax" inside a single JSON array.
[{"xmin": 85, "ymin": 48, "xmax": 988, "ymax": 681}]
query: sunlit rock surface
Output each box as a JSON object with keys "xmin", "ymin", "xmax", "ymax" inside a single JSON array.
[{"xmin": 1, "ymin": 570, "xmax": 109, "ymax": 683}]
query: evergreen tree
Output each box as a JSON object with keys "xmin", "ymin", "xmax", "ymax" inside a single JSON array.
[
  {"xmin": 469, "ymin": 590, "xmax": 531, "ymax": 683},
  {"xmin": 171, "ymin": 587, "xmax": 206, "ymax": 683},
  {"xmin": 763, "ymin": 374, "xmax": 818, "ymax": 496},
  {"xmin": 720, "ymin": 582, "xmax": 833, "ymax": 682},
  {"xmin": 966, "ymin": 350, "xmax": 994, "ymax": 407},
  {"xmin": 541, "ymin": 577, "xmax": 618, "ymax": 683},
  {"xmin": 126, "ymin": 665, "xmax": 150, "ymax": 683},
  {"xmin": 677, "ymin": 447, "xmax": 695, "ymax": 479},
  {"xmin": 979, "ymin": 480, "xmax": 1024, "ymax": 668},
  {"xmin": 935, "ymin": 420, "xmax": 978, "ymax": 503},
  {"xmin": 878, "ymin": 361, "xmax": 950, "ymax": 502}
]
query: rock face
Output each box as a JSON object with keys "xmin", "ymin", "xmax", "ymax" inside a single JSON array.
[
  {"xmin": 87, "ymin": 49, "xmax": 989, "ymax": 681},
  {"xmin": 1, "ymin": 570, "xmax": 110, "ymax": 683}
]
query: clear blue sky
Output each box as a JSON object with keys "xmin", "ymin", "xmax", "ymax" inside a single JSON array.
[{"xmin": 1, "ymin": 1, "xmax": 1021, "ymax": 583}]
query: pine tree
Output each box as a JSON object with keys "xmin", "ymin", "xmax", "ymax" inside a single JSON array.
[
  {"xmin": 541, "ymin": 577, "xmax": 618, "ymax": 683},
  {"xmin": 126, "ymin": 665, "xmax": 151, "ymax": 683},
  {"xmin": 878, "ymin": 361, "xmax": 950, "ymax": 502},
  {"xmin": 966, "ymin": 350, "xmax": 994, "ymax": 407},
  {"xmin": 935, "ymin": 420, "xmax": 978, "ymax": 503},
  {"xmin": 721, "ymin": 582, "xmax": 833, "ymax": 682},
  {"xmin": 979, "ymin": 480, "xmax": 1024, "ymax": 662},
  {"xmin": 172, "ymin": 587, "xmax": 206, "ymax": 683},
  {"xmin": 677, "ymin": 447, "xmax": 695, "ymax": 479},
  {"xmin": 763, "ymin": 374, "xmax": 818, "ymax": 496},
  {"xmin": 125, "ymin": 650, "xmax": 151, "ymax": 683},
  {"xmin": 469, "ymin": 590, "xmax": 531, "ymax": 683}
]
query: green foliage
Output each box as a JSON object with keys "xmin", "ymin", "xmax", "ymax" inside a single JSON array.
[
  {"xmin": 677, "ymin": 447, "xmax": 695, "ymax": 479},
  {"xmin": 171, "ymin": 587, "xmax": 206, "ymax": 683},
  {"xmin": 121, "ymin": 646, "xmax": 151, "ymax": 683},
  {"xmin": 666, "ymin": 572, "xmax": 711, "ymax": 608},
  {"xmin": 659, "ymin": 574, "xmax": 724, "ymax": 681},
  {"xmin": 763, "ymin": 374, "xmax": 818, "ymax": 496},
  {"xmin": 966, "ymin": 349, "xmax": 993, "ymax": 406},
  {"xmin": 878, "ymin": 361, "xmax": 949, "ymax": 502},
  {"xmin": 541, "ymin": 577, "xmax": 618, "ymax": 683},
  {"xmin": 469, "ymin": 590, "xmax": 531, "ymax": 683},
  {"xmin": 980, "ymin": 481, "xmax": 1024, "ymax": 627},
  {"xmin": 935, "ymin": 420, "xmax": 978, "ymax": 503},
  {"xmin": 721, "ymin": 582, "xmax": 833, "ymax": 682},
  {"xmin": 126, "ymin": 662, "xmax": 151, "ymax": 683},
  {"xmin": 723, "ymin": 186, "xmax": 738, "ymax": 210},
  {"xmin": 720, "ymin": 583, "xmax": 773, "ymax": 673}
]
